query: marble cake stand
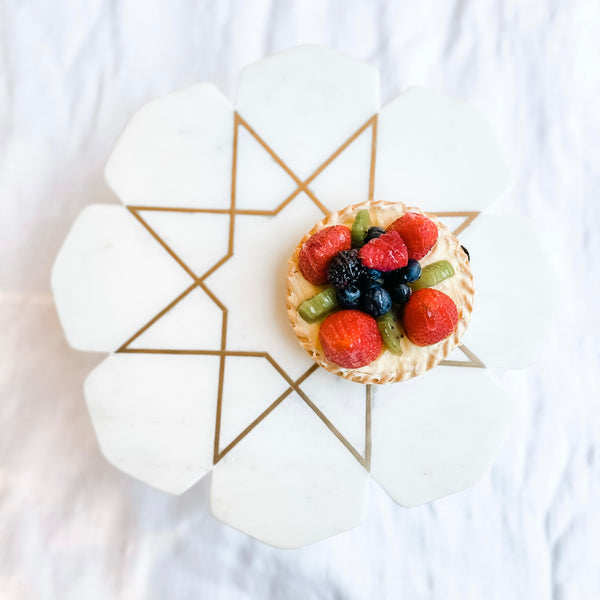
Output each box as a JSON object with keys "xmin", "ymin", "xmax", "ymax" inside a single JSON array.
[{"xmin": 51, "ymin": 46, "xmax": 554, "ymax": 548}]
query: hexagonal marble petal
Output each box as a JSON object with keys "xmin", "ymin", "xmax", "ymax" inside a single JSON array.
[
  {"xmin": 105, "ymin": 83, "xmax": 234, "ymax": 209},
  {"xmin": 371, "ymin": 366, "xmax": 514, "ymax": 507},
  {"xmin": 51, "ymin": 204, "xmax": 191, "ymax": 352},
  {"xmin": 459, "ymin": 213, "xmax": 557, "ymax": 368},
  {"xmin": 211, "ymin": 393, "xmax": 370, "ymax": 548},
  {"xmin": 236, "ymin": 46, "xmax": 379, "ymax": 181},
  {"xmin": 85, "ymin": 353, "xmax": 219, "ymax": 494},
  {"xmin": 374, "ymin": 87, "xmax": 511, "ymax": 212}
]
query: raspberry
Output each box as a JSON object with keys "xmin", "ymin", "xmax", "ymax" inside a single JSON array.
[
  {"xmin": 358, "ymin": 230, "xmax": 408, "ymax": 271},
  {"xmin": 299, "ymin": 226, "xmax": 351, "ymax": 285},
  {"xmin": 319, "ymin": 310, "xmax": 382, "ymax": 368},
  {"xmin": 387, "ymin": 212, "xmax": 438, "ymax": 260},
  {"xmin": 402, "ymin": 288, "xmax": 458, "ymax": 346},
  {"xmin": 327, "ymin": 249, "xmax": 364, "ymax": 289}
]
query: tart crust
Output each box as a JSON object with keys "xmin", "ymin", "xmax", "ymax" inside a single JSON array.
[{"xmin": 286, "ymin": 200, "xmax": 474, "ymax": 384}]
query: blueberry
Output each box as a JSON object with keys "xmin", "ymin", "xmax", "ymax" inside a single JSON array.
[
  {"xmin": 327, "ymin": 249, "xmax": 364, "ymax": 289},
  {"xmin": 336, "ymin": 285, "xmax": 361, "ymax": 309},
  {"xmin": 383, "ymin": 269, "xmax": 401, "ymax": 288},
  {"xmin": 364, "ymin": 226, "xmax": 386, "ymax": 243},
  {"xmin": 390, "ymin": 282, "xmax": 412, "ymax": 304},
  {"xmin": 359, "ymin": 269, "xmax": 384, "ymax": 290},
  {"xmin": 360, "ymin": 287, "xmax": 392, "ymax": 317},
  {"xmin": 363, "ymin": 268, "xmax": 382, "ymax": 280},
  {"xmin": 361, "ymin": 277, "xmax": 385, "ymax": 290},
  {"xmin": 461, "ymin": 245, "xmax": 470, "ymax": 261},
  {"xmin": 403, "ymin": 259, "xmax": 422, "ymax": 283},
  {"xmin": 384, "ymin": 259, "xmax": 422, "ymax": 287}
]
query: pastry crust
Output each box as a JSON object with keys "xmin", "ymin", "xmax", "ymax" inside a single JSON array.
[{"xmin": 286, "ymin": 200, "xmax": 474, "ymax": 384}]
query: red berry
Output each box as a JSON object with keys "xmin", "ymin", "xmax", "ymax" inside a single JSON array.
[
  {"xmin": 299, "ymin": 226, "xmax": 351, "ymax": 285},
  {"xmin": 402, "ymin": 288, "xmax": 458, "ymax": 347},
  {"xmin": 387, "ymin": 212, "xmax": 438, "ymax": 260},
  {"xmin": 319, "ymin": 310, "xmax": 382, "ymax": 368},
  {"xmin": 358, "ymin": 230, "xmax": 408, "ymax": 271}
]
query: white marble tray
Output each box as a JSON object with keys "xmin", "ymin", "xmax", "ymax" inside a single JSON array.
[{"xmin": 51, "ymin": 46, "xmax": 555, "ymax": 548}]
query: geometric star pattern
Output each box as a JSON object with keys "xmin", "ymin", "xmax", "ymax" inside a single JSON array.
[{"xmin": 114, "ymin": 111, "xmax": 484, "ymax": 469}]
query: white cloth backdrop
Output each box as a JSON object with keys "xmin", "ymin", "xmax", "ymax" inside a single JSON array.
[{"xmin": 1, "ymin": 1, "xmax": 599, "ymax": 598}]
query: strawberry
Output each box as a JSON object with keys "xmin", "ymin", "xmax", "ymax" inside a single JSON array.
[
  {"xmin": 319, "ymin": 310, "xmax": 382, "ymax": 368},
  {"xmin": 402, "ymin": 288, "xmax": 458, "ymax": 347},
  {"xmin": 358, "ymin": 230, "xmax": 408, "ymax": 271},
  {"xmin": 299, "ymin": 226, "xmax": 351, "ymax": 285},
  {"xmin": 387, "ymin": 212, "xmax": 438, "ymax": 260}
]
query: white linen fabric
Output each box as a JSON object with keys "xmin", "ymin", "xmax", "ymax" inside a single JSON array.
[{"xmin": 1, "ymin": 0, "xmax": 599, "ymax": 598}]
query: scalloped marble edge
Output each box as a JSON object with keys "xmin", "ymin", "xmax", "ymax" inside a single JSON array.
[{"xmin": 286, "ymin": 200, "xmax": 474, "ymax": 384}]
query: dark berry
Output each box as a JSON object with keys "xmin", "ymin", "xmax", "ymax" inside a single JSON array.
[
  {"xmin": 357, "ymin": 267, "xmax": 382, "ymax": 289},
  {"xmin": 384, "ymin": 259, "xmax": 422, "ymax": 288},
  {"xmin": 403, "ymin": 259, "xmax": 422, "ymax": 283},
  {"xmin": 364, "ymin": 226, "xmax": 386, "ymax": 243},
  {"xmin": 365, "ymin": 267, "xmax": 381, "ymax": 278},
  {"xmin": 390, "ymin": 282, "xmax": 412, "ymax": 304},
  {"xmin": 363, "ymin": 277, "xmax": 385, "ymax": 290},
  {"xmin": 360, "ymin": 287, "xmax": 392, "ymax": 317},
  {"xmin": 461, "ymin": 245, "xmax": 470, "ymax": 261},
  {"xmin": 327, "ymin": 249, "xmax": 364, "ymax": 290},
  {"xmin": 336, "ymin": 285, "xmax": 361, "ymax": 309}
]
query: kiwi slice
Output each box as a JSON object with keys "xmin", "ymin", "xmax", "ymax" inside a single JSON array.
[
  {"xmin": 410, "ymin": 260, "xmax": 455, "ymax": 291},
  {"xmin": 298, "ymin": 287, "xmax": 338, "ymax": 323},
  {"xmin": 377, "ymin": 310, "xmax": 403, "ymax": 355},
  {"xmin": 351, "ymin": 209, "xmax": 372, "ymax": 247}
]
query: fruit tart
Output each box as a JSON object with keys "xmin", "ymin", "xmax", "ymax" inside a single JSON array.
[{"xmin": 286, "ymin": 200, "xmax": 474, "ymax": 383}]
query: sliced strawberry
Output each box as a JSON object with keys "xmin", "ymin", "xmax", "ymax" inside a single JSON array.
[
  {"xmin": 387, "ymin": 212, "xmax": 438, "ymax": 260},
  {"xmin": 319, "ymin": 310, "xmax": 382, "ymax": 368},
  {"xmin": 299, "ymin": 226, "xmax": 351, "ymax": 285},
  {"xmin": 358, "ymin": 230, "xmax": 408, "ymax": 271},
  {"xmin": 402, "ymin": 288, "xmax": 458, "ymax": 346}
]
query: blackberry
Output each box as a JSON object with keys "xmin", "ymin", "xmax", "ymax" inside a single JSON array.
[
  {"xmin": 336, "ymin": 285, "xmax": 361, "ymax": 309},
  {"xmin": 327, "ymin": 249, "xmax": 364, "ymax": 290},
  {"xmin": 364, "ymin": 226, "xmax": 386, "ymax": 243},
  {"xmin": 360, "ymin": 287, "xmax": 392, "ymax": 318}
]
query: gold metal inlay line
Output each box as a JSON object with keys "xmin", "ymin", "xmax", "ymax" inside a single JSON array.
[
  {"xmin": 364, "ymin": 385, "xmax": 372, "ymax": 470},
  {"xmin": 439, "ymin": 344, "xmax": 486, "ymax": 368},
  {"xmin": 115, "ymin": 110, "xmax": 481, "ymax": 471},
  {"xmin": 432, "ymin": 211, "xmax": 481, "ymax": 236}
]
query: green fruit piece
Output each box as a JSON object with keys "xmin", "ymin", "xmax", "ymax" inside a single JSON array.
[
  {"xmin": 351, "ymin": 209, "xmax": 372, "ymax": 247},
  {"xmin": 410, "ymin": 260, "xmax": 455, "ymax": 291},
  {"xmin": 377, "ymin": 310, "xmax": 404, "ymax": 355},
  {"xmin": 298, "ymin": 287, "xmax": 338, "ymax": 323}
]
